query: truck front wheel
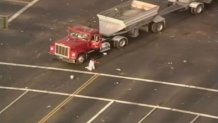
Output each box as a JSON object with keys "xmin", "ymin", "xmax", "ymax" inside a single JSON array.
[
  {"xmin": 150, "ymin": 22, "xmax": 165, "ymax": 33},
  {"xmin": 76, "ymin": 54, "xmax": 86, "ymax": 64}
]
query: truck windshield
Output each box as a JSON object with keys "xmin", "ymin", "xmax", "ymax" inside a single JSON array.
[{"xmin": 70, "ymin": 32, "xmax": 89, "ymax": 40}]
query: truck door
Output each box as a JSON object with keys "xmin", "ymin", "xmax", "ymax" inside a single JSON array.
[{"xmin": 90, "ymin": 35, "xmax": 101, "ymax": 49}]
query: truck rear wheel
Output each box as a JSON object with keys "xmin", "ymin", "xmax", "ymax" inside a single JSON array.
[
  {"xmin": 190, "ymin": 4, "xmax": 204, "ymax": 14},
  {"xmin": 76, "ymin": 54, "xmax": 86, "ymax": 64},
  {"xmin": 150, "ymin": 22, "xmax": 165, "ymax": 33},
  {"xmin": 112, "ymin": 36, "xmax": 128, "ymax": 48}
]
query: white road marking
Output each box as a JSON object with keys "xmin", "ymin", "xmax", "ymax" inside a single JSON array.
[
  {"xmin": 3, "ymin": 0, "xmax": 29, "ymax": 4},
  {"xmin": 0, "ymin": 89, "xmax": 28, "ymax": 114},
  {"xmin": 87, "ymin": 101, "xmax": 114, "ymax": 123},
  {"xmin": 0, "ymin": 62, "xmax": 218, "ymax": 93},
  {"xmin": 138, "ymin": 107, "xmax": 157, "ymax": 123},
  {"xmin": 190, "ymin": 115, "xmax": 200, "ymax": 123},
  {"xmin": 38, "ymin": 74, "xmax": 99, "ymax": 123},
  {"xmin": 8, "ymin": 0, "xmax": 39, "ymax": 22},
  {"xmin": 0, "ymin": 86, "xmax": 218, "ymax": 120}
]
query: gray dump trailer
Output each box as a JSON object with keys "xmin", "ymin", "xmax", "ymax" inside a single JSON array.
[
  {"xmin": 167, "ymin": 0, "xmax": 213, "ymax": 14},
  {"xmin": 97, "ymin": 0, "xmax": 164, "ymax": 37},
  {"xmin": 96, "ymin": 0, "xmax": 213, "ymax": 48}
]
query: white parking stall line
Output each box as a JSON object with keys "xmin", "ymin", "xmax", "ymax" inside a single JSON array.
[
  {"xmin": 115, "ymin": 100, "xmax": 218, "ymax": 120},
  {"xmin": 0, "ymin": 86, "xmax": 70, "ymax": 96},
  {"xmin": 38, "ymin": 74, "xmax": 99, "ymax": 123},
  {"xmin": 0, "ymin": 89, "xmax": 28, "ymax": 114},
  {"xmin": 138, "ymin": 107, "xmax": 157, "ymax": 123},
  {"xmin": 87, "ymin": 101, "xmax": 114, "ymax": 123},
  {"xmin": 8, "ymin": 0, "xmax": 39, "ymax": 23},
  {"xmin": 3, "ymin": 0, "xmax": 29, "ymax": 4},
  {"xmin": 190, "ymin": 115, "xmax": 200, "ymax": 123},
  {"xmin": 1, "ymin": 62, "xmax": 218, "ymax": 94},
  {"xmin": 1, "ymin": 86, "xmax": 218, "ymax": 120}
]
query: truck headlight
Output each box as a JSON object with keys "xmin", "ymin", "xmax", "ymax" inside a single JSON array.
[
  {"xmin": 50, "ymin": 46, "xmax": 54, "ymax": 51},
  {"xmin": 71, "ymin": 52, "xmax": 76, "ymax": 58}
]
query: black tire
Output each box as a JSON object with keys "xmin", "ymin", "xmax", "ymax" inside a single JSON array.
[
  {"xmin": 190, "ymin": 4, "xmax": 204, "ymax": 14},
  {"xmin": 190, "ymin": 7, "xmax": 195, "ymax": 14},
  {"xmin": 150, "ymin": 22, "xmax": 165, "ymax": 33},
  {"xmin": 76, "ymin": 54, "xmax": 86, "ymax": 64},
  {"xmin": 114, "ymin": 37, "xmax": 128, "ymax": 48}
]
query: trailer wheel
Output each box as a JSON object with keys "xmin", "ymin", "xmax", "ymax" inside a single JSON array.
[
  {"xmin": 76, "ymin": 54, "xmax": 86, "ymax": 64},
  {"xmin": 190, "ymin": 4, "xmax": 204, "ymax": 14},
  {"xmin": 150, "ymin": 22, "xmax": 165, "ymax": 33},
  {"xmin": 112, "ymin": 36, "xmax": 128, "ymax": 48}
]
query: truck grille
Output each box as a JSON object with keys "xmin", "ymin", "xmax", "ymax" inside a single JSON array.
[{"xmin": 55, "ymin": 43, "xmax": 69, "ymax": 58}]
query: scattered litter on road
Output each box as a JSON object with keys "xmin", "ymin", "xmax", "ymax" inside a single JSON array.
[
  {"xmin": 100, "ymin": 119, "xmax": 105, "ymax": 122},
  {"xmin": 170, "ymin": 66, "xmax": 174, "ymax": 70},
  {"xmin": 114, "ymin": 82, "xmax": 119, "ymax": 85},
  {"xmin": 167, "ymin": 62, "xmax": 173, "ymax": 65},
  {"xmin": 154, "ymin": 88, "xmax": 158, "ymax": 91},
  {"xmin": 103, "ymin": 52, "xmax": 107, "ymax": 56},
  {"xmin": 116, "ymin": 68, "xmax": 121, "ymax": 71},
  {"xmin": 119, "ymin": 72, "xmax": 125, "ymax": 75},
  {"xmin": 169, "ymin": 35, "xmax": 175, "ymax": 38},
  {"xmin": 46, "ymin": 105, "xmax": 51, "ymax": 108},
  {"xmin": 183, "ymin": 60, "xmax": 188, "ymax": 63},
  {"xmin": 128, "ymin": 88, "xmax": 132, "ymax": 91},
  {"xmin": 0, "ymin": 43, "xmax": 3, "ymax": 46},
  {"xmin": 70, "ymin": 75, "xmax": 75, "ymax": 79}
]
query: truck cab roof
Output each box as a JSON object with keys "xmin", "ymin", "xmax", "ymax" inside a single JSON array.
[{"xmin": 68, "ymin": 25, "xmax": 99, "ymax": 35}]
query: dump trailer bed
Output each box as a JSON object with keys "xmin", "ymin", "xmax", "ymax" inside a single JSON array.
[{"xmin": 97, "ymin": 0, "xmax": 160, "ymax": 36}]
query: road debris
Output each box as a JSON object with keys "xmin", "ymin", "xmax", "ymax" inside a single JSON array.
[
  {"xmin": 169, "ymin": 35, "xmax": 175, "ymax": 38},
  {"xmin": 183, "ymin": 59, "xmax": 188, "ymax": 63},
  {"xmin": 103, "ymin": 52, "xmax": 107, "ymax": 56},
  {"xmin": 128, "ymin": 88, "xmax": 132, "ymax": 91},
  {"xmin": 116, "ymin": 68, "xmax": 121, "ymax": 71},
  {"xmin": 167, "ymin": 62, "xmax": 173, "ymax": 65},
  {"xmin": 70, "ymin": 75, "xmax": 75, "ymax": 79},
  {"xmin": 46, "ymin": 105, "xmax": 51, "ymax": 108},
  {"xmin": 114, "ymin": 82, "xmax": 119, "ymax": 85}
]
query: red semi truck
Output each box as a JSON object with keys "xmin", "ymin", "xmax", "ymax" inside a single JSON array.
[
  {"xmin": 49, "ymin": 0, "xmax": 213, "ymax": 64},
  {"xmin": 49, "ymin": 25, "xmax": 111, "ymax": 64}
]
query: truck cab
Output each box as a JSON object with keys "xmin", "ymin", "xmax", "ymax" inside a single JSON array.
[{"xmin": 49, "ymin": 25, "xmax": 107, "ymax": 64}]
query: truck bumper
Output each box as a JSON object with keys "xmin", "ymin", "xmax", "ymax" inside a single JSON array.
[{"xmin": 49, "ymin": 53, "xmax": 76, "ymax": 63}]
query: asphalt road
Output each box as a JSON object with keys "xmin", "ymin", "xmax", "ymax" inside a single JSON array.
[{"xmin": 0, "ymin": 0, "xmax": 218, "ymax": 123}]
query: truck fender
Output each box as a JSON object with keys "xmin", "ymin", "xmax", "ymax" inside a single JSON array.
[
  {"xmin": 189, "ymin": 2, "xmax": 203, "ymax": 8},
  {"xmin": 99, "ymin": 42, "xmax": 111, "ymax": 52},
  {"xmin": 152, "ymin": 15, "xmax": 166, "ymax": 24}
]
